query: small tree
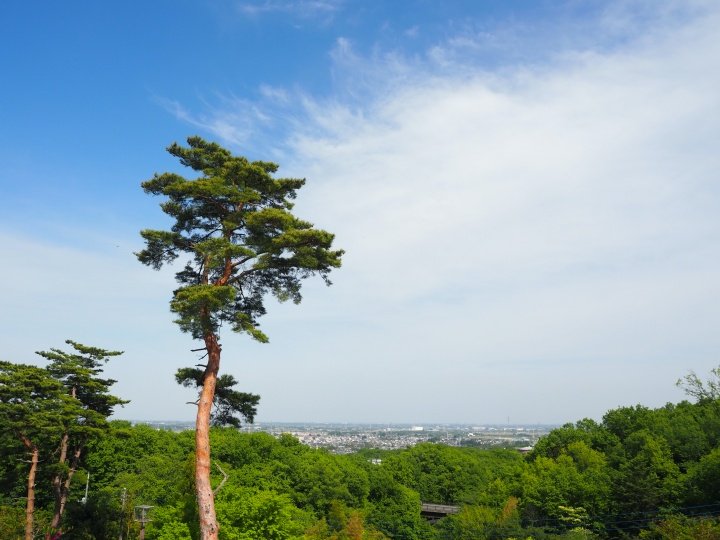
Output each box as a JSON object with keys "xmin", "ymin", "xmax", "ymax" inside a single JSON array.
[
  {"xmin": 0, "ymin": 361, "xmax": 83, "ymax": 540},
  {"xmin": 36, "ymin": 340, "xmax": 127, "ymax": 538},
  {"xmin": 137, "ymin": 137, "xmax": 343, "ymax": 539}
]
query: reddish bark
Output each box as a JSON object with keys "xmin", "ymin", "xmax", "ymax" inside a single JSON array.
[
  {"xmin": 196, "ymin": 332, "xmax": 222, "ymax": 540},
  {"xmin": 21, "ymin": 437, "xmax": 39, "ymax": 540}
]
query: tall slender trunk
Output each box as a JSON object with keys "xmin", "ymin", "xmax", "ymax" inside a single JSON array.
[
  {"xmin": 48, "ymin": 445, "xmax": 82, "ymax": 538},
  {"xmin": 48, "ymin": 386, "xmax": 80, "ymax": 539},
  {"xmin": 196, "ymin": 332, "xmax": 221, "ymax": 540},
  {"xmin": 21, "ymin": 437, "xmax": 39, "ymax": 540},
  {"xmin": 48, "ymin": 433, "xmax": 69, "ymax": 537}
]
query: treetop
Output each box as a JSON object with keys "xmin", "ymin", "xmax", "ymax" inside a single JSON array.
[{"xmin": 137, "ymin": 137, "xmax": 344, "ymax": 342}]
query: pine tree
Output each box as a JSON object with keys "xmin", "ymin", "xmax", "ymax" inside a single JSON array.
[
  {"xmin": 137, "ymin": 137, "xmax": 343, "ymax": 539},
  {"xmin": 175, "ymin": 367, "xmax": 259, "ymax": 428},
  {"xmin": 0, "ymin": 362, "xmax": 83, "ymax": 540},
  {"xmin": 36, "ymin": 340, "xmax": 127, "ymax": 538}
]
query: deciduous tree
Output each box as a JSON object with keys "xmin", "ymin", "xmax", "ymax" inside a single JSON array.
[
  {"xmin": 137, "ymin": 137, "xmax": 343, "ymax": 539},
  {"xmin": 677, "ymin": 365, "xmax": 720, "ymax": 403}
]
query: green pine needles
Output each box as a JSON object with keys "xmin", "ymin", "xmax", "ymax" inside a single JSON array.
[
  {"xmin": 137, "ymin": 136, "xmax": 344, "ymax": 343},
  {"xmin": 137, "ymin": 137, "xmax": 344, "ymax": 538}
]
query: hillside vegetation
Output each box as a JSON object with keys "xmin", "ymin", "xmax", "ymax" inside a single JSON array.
[{"xmin": 1, "ymin": 370, "xmax": 720, "ymax": 539}]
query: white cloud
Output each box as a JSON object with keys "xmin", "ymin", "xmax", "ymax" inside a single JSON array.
[
  {"xmin": 156, "ymin": 94, "xmax": 273, "ymax": 148},
  {"xmin": 236, "ymin": 0, "xmax": 341, "ymax": 19},
  {"xmin": 0, "ymin": 229, "xmax": 204, "ymax": 421},
  {"xmin": 241, "ymin": 3, "xmax": 720, "ymax": 421},
  {"xmin": 259, "ymin": 84, "xmax": 291, "ymax": 104},
  {"xmin": 47, "ymin": 1, "xmax": 720, "ymax": 423}
]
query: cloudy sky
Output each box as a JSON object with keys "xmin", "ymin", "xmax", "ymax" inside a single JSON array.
[{"xmin": 1, "ymin": 1, "xmax": 719, "ymax": 424}]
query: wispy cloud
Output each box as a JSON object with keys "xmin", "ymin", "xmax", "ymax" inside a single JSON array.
[
  {"xmin": 156, "ymin": 2, "xmax": 720, "ymax": 421},
  {"xmin": 156, "ymin": 94, "xmax": 274, "ymax": 150},
  {"xmin": 0, "ymin": 229, "xmax": 204, "ymax": 420},
  {"xmin": 236, "ymin": 0, "xmax": 341, "ymax": 20},
  {"xmin": 286, "ymin": 3, "xmax": 720, "ymax": 310},
  {"xmin": 277, "ymin": 4, "xmax": 720, "ymax": 421}
]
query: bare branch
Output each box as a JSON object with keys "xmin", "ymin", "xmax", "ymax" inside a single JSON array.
[
  {"xmin": 213, "ymin": 462, "xmax": 229, "ymax": 495},
  {"xmin": 230, "ymin": 254, "xmax": 259, "ymax": 270}
]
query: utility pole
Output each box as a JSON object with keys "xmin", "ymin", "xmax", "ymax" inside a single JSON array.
[
  {"xmin": 118, "ymin": 488, "xmax": 127, "ymax": 540},
  {"xmin": 134, "ymin": 505, "xmax": 153, "ymax": 540}
]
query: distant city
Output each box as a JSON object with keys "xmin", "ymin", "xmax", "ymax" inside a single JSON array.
[{"xmin": 131, "ymin": 421, "xmax": 557, "ymax": 453}]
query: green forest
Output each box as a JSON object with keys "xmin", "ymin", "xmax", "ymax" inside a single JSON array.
[{"xmin": 2, "ymin": 361, "xmax": 719, "ymax": 539}]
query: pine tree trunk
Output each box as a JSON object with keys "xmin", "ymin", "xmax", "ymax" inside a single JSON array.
[
  {"xmin": 48, "ymin": 446, "xmax": 81, "ymax": 539},
  {"xmin": 48, "ymin": 433, "xmax": 70, "ymax": 537},
  {"xmin": 22, "ymin": 438, "xmax": 39, "ymax": 540},
  {"xmin": 196, "ymin": 332, "xmax": 221, "ymax": 540},
  {"xmin": 48, "ymin": 378, "xmax": 83, "ymax": 539}
]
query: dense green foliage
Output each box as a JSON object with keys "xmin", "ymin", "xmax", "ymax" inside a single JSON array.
[
  {"xmin": 2, "ymin": 368, "xmax": 720, "ymax": 538},
  {"xmin": 0, "ymin": 341, "xmax": 126, "ymax": 539},
  {"xmin": 136, "ymin": 136, "xmax": 344, "ymax": 344}
]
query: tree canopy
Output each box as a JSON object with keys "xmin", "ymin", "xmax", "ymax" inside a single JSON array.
[
  {"xmin": 2, "ymin": 370, "xmax": 720, "ymax": 538},
  {"xmin": 137, "ymin": 137, "xmax": 343, "ymax": 539},
  {"xmin": 137, "ymin": 136, "xmax": 344, "ymax": 343},
  {"xmin": 0, "ymin": 361, "xmax": 85, "ymax": 540}
]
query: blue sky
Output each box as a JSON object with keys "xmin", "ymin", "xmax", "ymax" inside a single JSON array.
[{"xmin": 2, "ymin": 1, "xmax": 719, "ymax": 424}]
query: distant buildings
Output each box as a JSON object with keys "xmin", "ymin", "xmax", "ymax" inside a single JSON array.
[{"xmin": 133, "ymin": 420, "xmax": 554, "ymax": 453}]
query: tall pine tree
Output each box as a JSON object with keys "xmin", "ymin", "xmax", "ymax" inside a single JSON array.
[
  {"xmin": 36, "ymin": 340, "xmax": 127, "ymax": 538},
  {"xmin": 137, "ymin": 137, "xmax": 343, "ymax": 539},
  {"xmin": 0, "ymin": 362, "xmax": 83, "ymax": 540}
]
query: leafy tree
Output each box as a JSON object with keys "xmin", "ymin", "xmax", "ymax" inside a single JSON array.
[
  {"xmin": 613, "ymin": 430, "xmax": 681, "ymax": 517},
  {"xmin": 522, "ymin": 455, "xmax": 584, "ymax": 524},
  {"xmin": 684, "ymin": 447, "xmax": 720, "ymax": 505},
  {"xmin": 150, "ymin": 505, "xmax": 194, "ymax": 540},
  {"xmin": 677, "ymin": 365, "xmax": 720, "ymax": 403},
  {"xmin": 63, "ymin": 485, "xmax": 127, "ymax": 540},
  {"xmin": 215, "ymin": 486, "xmax": 310, "ymax": 540},
  {"xmin": 0, "ymin": 361, "xmax": 83, "ymax": 540},
  {"xmin": 677, "ymin": 366, "xmax": 720, "ymax": 453},
  {"xmin": 0, "ymin": 505, "xmax": 25, "ymax": 539},
  {"xmin": 602, "ymin": 405, "xmax": 654, "ymax": 442},
  {"xmin": 382, "ymin": 444, "xmax": 525, "ymax": 508},
  {"xmin": 640, "ymin": 515, "xmax": 720, "ymax": 540},
  {"xmin": 290, "ymin": 451, "xmax": 369, "ymax": 514},
  {"xmin": 639, "ymin": 401, "xmax": 711, "ymax": 470},
  {"xmin": 529, "ymin": 422, "xmax": 593, "ymax": 461},
  {"xmin": 306, "ymin": 501, "xmax": 388, "ymax": 540},
  {"xmin": 360, "ymin": 461, "xmax": 429, "ymax": 540},
  {"xmin": 35, "ymin": 340, "xmax": 127, "ymax": 537},
  {"xmin": 84, "ymin": 421, "xmax": 194, "ymax": 491},
  {"xmin": 137, "ymin": 137, "xmax": 343, "ymax": 539}
]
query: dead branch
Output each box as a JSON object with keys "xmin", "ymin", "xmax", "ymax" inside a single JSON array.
[{"xmin": 213, "ymin": 462, "xmax": 229, "ymax": 495}]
